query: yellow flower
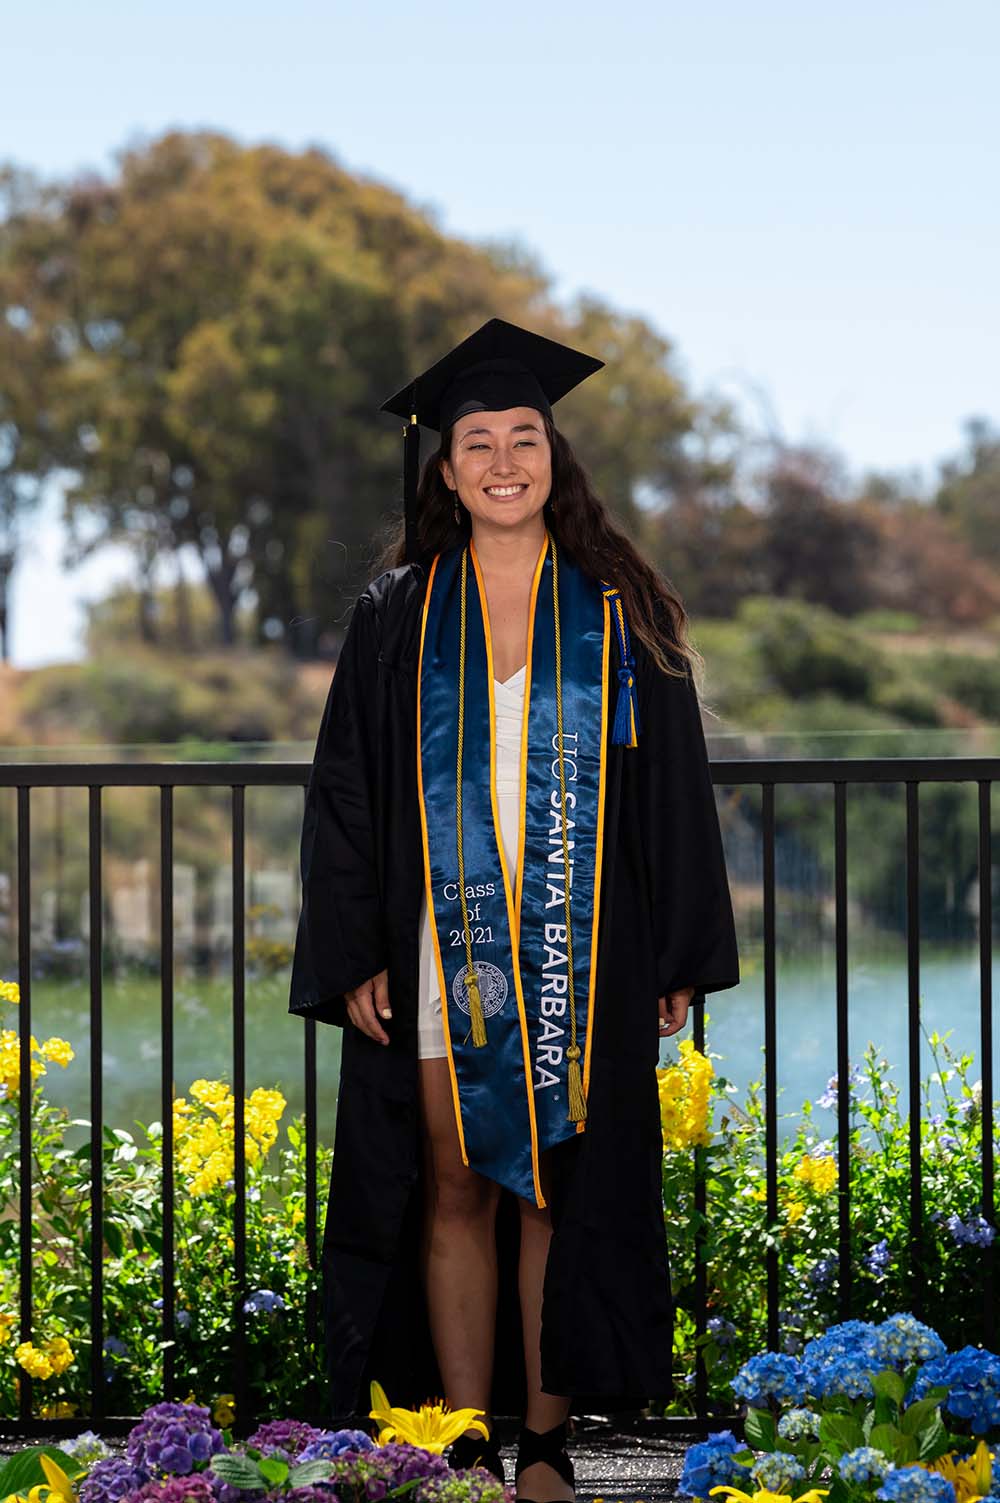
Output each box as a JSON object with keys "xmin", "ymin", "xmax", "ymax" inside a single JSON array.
[
  {"xmin": 0, "ymin": 1311, "xmax": 15, "ymax": 1345},
  {"xmin": 369, "ymin": 1379, "xmax": 489, "ymax": 1453},
  {"xmin": 39, "ymin": 1038, "xmax": 75, "ymax": 1069},
  {"xmin": 0, "ymin": 979, "xmax": 20, "ymax": 1005},
  {"xmin": 793, "ymin": 1155, "xmax": 837, "ymax": 1194},
  {"xmin": 657, "ymin": 1040, "xmax": 714, "ymax": 1150},
  {"xmin": 40, "ymin": 1402, "xmax": 78, "ymax": 1419},
  {"xmin": 711, "ymin": 1487, "xmax": 830, "ymax": 1503},
  {"xmin": 785, "ymin": 1200, "xmax": 807, "ymax": 1224},
  {"xmin": 921, "ymin": 1441, "xmax": 995, "ymax": 1503},
  {"xmin": 212, "ymin": 1393, "xmax": 236, "ymax": 1426},
  {"xmin": 16, "ymin": 1342, "xmax": 54, "ymax": 1379},
  {"xmin": 44, "ymin": 1336, "xmax": 74, "ymax": 1375}
]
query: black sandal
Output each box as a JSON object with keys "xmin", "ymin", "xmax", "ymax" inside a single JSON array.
[
  {"xmin": 514, "ymin": 1419, "xmax": 575, "ymax": 1503},
  {"xmin": 447, "ymin": 1429, "xmax": 506, "ymax": 1486}
]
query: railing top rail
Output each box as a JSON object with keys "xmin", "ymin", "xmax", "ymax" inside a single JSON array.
[{"xmin": 0, "ymin": 755, "xmax": 998, "ymax": 788}]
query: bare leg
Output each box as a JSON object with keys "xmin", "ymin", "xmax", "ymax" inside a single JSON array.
[
  {"xmin": 517, "ymin": 1156, "xmax": 574, "ymax": 1501},
  {"xmin": 418, "ymin": 1057, "xmax": 502, "ymax": 1438}
]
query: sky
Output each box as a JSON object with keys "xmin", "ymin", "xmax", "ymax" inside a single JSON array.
[{"xmin": 3, "ymin": 0, "xmax": 998, "ymax": 667}]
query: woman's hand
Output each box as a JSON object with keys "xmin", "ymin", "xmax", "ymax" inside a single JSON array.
[
  {"xmin": 658, "ymin": 987, "xmax": 695, "ymax": 1038},
  {"xmin": 345, "ymin": 969, "xmax": 392, "ymax": 1045}
]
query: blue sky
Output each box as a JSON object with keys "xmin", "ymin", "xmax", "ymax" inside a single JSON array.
[{"xmin": 4, "ymin": 0, "xmax": 998, "ymax": 666}]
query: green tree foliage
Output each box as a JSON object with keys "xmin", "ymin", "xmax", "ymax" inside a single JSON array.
[{"xmin": 0, "ymin": 131, "xmax": 723, "ymax": 655}]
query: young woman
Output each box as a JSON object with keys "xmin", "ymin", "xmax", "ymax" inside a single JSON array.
[{"xmin": 289, "ymin": 319, "xmax": 741, "ymax": 1503}]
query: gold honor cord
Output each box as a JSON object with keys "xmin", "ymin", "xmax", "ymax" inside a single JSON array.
[
  {"xmin": 551, "ymin": 537, "xmax": 587, "ymax": 1123},
  {"xmin": 456, "ymin": 546, "xmax": 488, "ymax": 1047}
]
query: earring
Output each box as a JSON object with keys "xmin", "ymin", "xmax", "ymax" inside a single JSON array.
[{"xmin": 452, "ymin": 490, "xmax": 461, "ymax": 524}]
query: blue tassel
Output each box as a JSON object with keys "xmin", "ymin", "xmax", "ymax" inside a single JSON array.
[{"xmin": 602, "ymin": 585, "xmax": 641, "ymax": 747}]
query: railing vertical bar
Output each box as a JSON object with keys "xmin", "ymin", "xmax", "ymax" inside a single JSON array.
[
  {"xmin": 978, "ymin": 780, "xmax": 995, "ymax": 1346},
  {"xmin": 88, "ymin": 786, "xmax": 105, "ymax": 1419},
  {"xmin": 299, "ymin": 776, "xmax": 321, "ymax": 1361},
  {"xmin": 16, "ymin": 785, "xmax": 33, "ymax": 1423},
  {"xmin": 160, "ymin": 785, "xmax": 177, "ymax": 1400},
  {"xmin": 762, "ymin": 781, "xmax": 779, "ymax": 1351},
  {"xmin": 692, "ymin": 999, "xmax": 708, "ymax": 1425},
  {"xmin": 905, "ymin": 780, "xmax": 923, "ymax": 1317},
  {"xmin": 232, "ymin": 785, "xmax": 249, "ymax": 1428},
  {"xmin": 834, "ymin": 780, "xmax": 852, "ymax": 1320}
]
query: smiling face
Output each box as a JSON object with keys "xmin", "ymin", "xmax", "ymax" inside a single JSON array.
[{"xmin": 440, "ymin": 406, "xmax": 552, "ymax": 533}]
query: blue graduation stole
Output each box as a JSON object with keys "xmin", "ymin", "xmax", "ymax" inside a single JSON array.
[{"xmin": 416, "ymin": 528, "xmax": 639, "ymax": 1208}]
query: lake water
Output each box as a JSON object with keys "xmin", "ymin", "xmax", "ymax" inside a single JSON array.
[{"xmin": 14, "ymin": 944, "xmax": 998, "ymax": 1158}]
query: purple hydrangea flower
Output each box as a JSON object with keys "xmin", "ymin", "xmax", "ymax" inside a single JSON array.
[
  {"xmin": 132, "ymin": 1477, "xmax": 218, "ymax": 1503},
  {"xmin": 245, "ymin": 1419, "xmax": 324, "ymax": 1459},
  {"xmin": 706, "ymin": 1316, "xmax": 737, "ymax": 1347},
  {"xmin": 127, "ymin": 1401, "xmax": 226, "ymax": 1480},
  {"xmin": 79, "ymin": 1458, "xmax": 146, "ymax": 1503}
]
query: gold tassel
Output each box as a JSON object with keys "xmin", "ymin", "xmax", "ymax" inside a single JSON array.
[
  {"xmin": 566, "ymin": 1043, "xmax": 587, "ymax": 1122},
  {"xmin": 466, "ymin": 968, "xmax": 487, "ymax": 1047}
]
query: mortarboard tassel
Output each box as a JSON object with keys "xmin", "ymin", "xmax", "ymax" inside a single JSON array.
[
  {"xmin": 602, "ymin": 586, "xmax": 641, "ymax": 747},
  {"xmin": 402, "ymin": 394, "xmax": 421, "ymax": 563}
]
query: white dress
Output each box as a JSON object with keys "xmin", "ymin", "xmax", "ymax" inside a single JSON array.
[{"xmin": 417, "ymin": 664, "xmax": 526, "ymax": 1059}]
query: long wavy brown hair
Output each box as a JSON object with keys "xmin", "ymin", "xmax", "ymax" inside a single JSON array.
[{"xmin": 371, "ymin": 410, "xmax": 706, "ymax": 693}]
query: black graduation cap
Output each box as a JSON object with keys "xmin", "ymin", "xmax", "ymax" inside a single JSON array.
[{"xmin": 379, "ymin": 317, "xmax": 605, "ymax": 562}]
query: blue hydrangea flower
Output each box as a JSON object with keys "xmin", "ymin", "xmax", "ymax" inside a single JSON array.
[
  {"xmin": 244, "ymin": 1288, "xmax": 286, "ymax": 1315},
  {"xmin": 866, "ymin": 1239, "xmax": 891, "ymax": 1277},
  {"xmin": 777, "ymin": 1408, "xmax": 821, "ymax": 1441},
  {"xmin": 298, "ymin": 1429, "xmax": 375, "ymax": 1460},
  {"xmin": 751, "ymin": 1454, "xmax": 806, "ymax": 1491},
  {"xmin": 909, "ymin": 1346, "xmax": 1000, "ymax": 1434},
  {"xmin": 707, "ymin": 1316, "xmax": 737, "ymax": 1347},
  {"xmin": 63, "ymin": 1432, "xmax": 113, "ymax": 1465},
  {"xmin": 679, "ymin": 1430, "xmax": 751, "ymax": 1499},
  {"xmin": 946, "ymin": 1213, "xmax": 996, "ymax": 1248},
  {"xmin": 809, "ymin": 1256, "xmax": 839, "ymax": 1289},
  {"xmin": 873, "ymin": 1314, "xmax": 947, "ymax": 1368},
  {"xmin": 876, "ymin": 1466, "xmax": 956, "ymax": 1503},
  {"xmin": 731, "ymin": 1352, "xmax": 807, "ymax": 1406},
  {"xmin": 801, "ymin": 1320, "xmax": 881, "ymax": 1398},
  {"xmin": 839, "ymin": 1447, "xmax": 891, "ymax": 1486}
]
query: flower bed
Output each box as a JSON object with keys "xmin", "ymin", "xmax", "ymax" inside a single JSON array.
[
  {"xmin": 679, "ymin": 1316, "xmax": 1000, "ymax": 1503},
  {"xmin": 0, "ymin": 1395, "xmax": 511, "ymax": 1503},
  {"xmin": 657, "ymin": 1030, "xmax": 997, "ymax": 1411}
]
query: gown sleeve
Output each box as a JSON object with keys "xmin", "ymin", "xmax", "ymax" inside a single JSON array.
[
  {"xmin": 632, "ymin": 621, "xmax": 741, "ymax": 1006},
  {"xmin": 288, "ymin": 590, "xmax": 385, "ymax": 1027}
]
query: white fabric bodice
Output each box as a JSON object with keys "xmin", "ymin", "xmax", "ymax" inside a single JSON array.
[{"xmin": 418, "ymin": 664, "xmax": 525, "ymax": 1012}]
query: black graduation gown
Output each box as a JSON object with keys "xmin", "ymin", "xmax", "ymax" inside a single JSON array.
[{"xmin": 288, "ymin": 558, "xmax": 740, "ymax": 1422}]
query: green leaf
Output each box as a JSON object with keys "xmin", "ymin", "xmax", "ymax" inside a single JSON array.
[
  {"xmin": 103, "ymin": 1220, "xmax": 124, "ymax": 1257},
  {"xmin": 819, "ymin": 1413, "xmax": 865, "ymax": 1457},
  {"xmin": 0, "ymin": 1446, "xmax": 84, "ymax": 1499},
  {"xmin": 286, "ymin": 1123, "xmax": 301, "ymax": 1148},
  {"xmin": 900, "ymin": 1397, "xmax": 942, "ymax": 1436},
  {"xmin": 258, "ymin": 1458, "xmax": 289, "ymax": 1485},
  {"xmin": 871, "ymin": 1370, "xmax": 906, "ymax": 1406},
  {"xmin": 289, "ymin": 1461, "xmax": 336, "ymax": 1486},
  {"xmin": 744, "ymin": 1408, "xmax": 777, "ymax": 1451},
  {"xmin": 917, "ymin": 1414, "xmax": 951, "ymax": 1461},
  {"xmin": 209, "ymin": 1455, "xmax": 267, "ymax": 1490},
  {"xmin": 869, "ymin": 1423, "xmax": 907, "ymax": 1459}
]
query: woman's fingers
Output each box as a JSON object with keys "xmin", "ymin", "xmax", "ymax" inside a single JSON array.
[
  {"xmin": 345, "ymin": 972, "xmax": 391, "ymax": 1045},
  {"xmin": 658, "ymin": 989, "xmax": 694, "ymax": 1036}
]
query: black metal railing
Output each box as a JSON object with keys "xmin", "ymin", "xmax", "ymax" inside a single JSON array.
[{"xmin": 0, "ymin": 756, "xmax": 996, "ymax": 1434}]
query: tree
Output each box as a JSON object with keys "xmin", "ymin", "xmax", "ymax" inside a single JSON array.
[{"xmin": 0, "ymin": 130, "xmax": 732, "ymax": 655}]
